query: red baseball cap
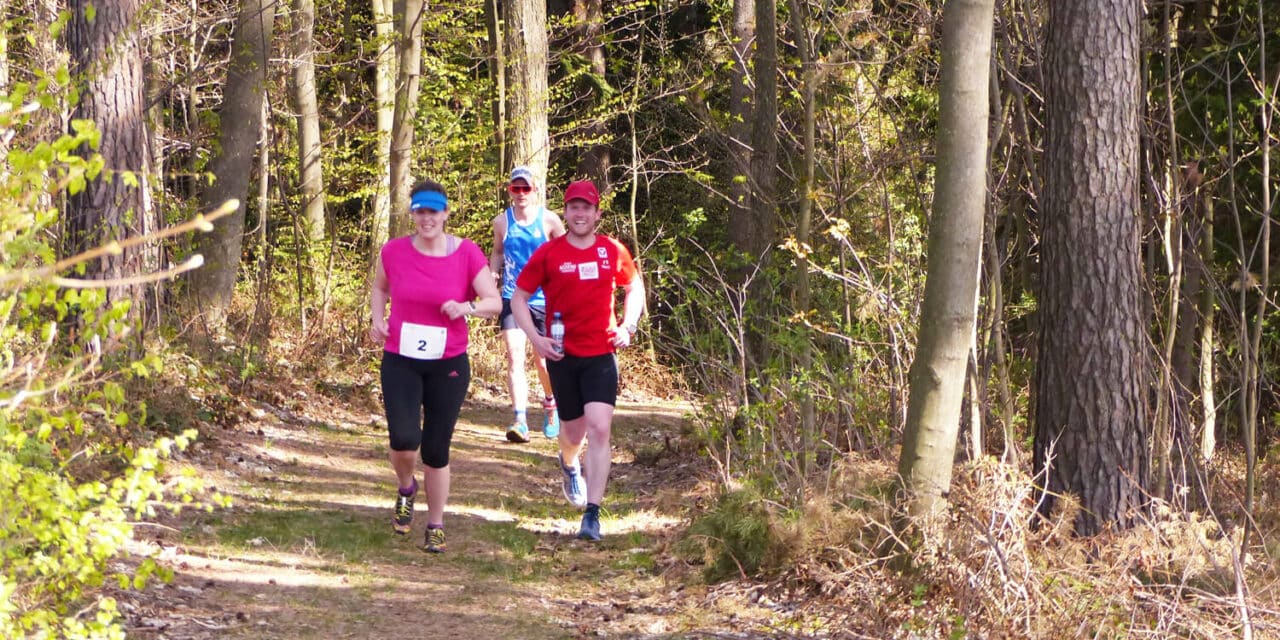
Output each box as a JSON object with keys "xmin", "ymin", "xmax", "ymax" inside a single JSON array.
[{"xmin": 563, "ymin": 180, "xmax": 600, "ymax": 206}]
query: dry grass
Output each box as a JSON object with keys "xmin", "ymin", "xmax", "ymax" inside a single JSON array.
[{"xmin": 745, "ymin": 454, "xmax": 1280, "ymax": 639}]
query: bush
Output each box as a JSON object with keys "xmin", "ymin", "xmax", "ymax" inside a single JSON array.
[
  {"xmin": 681, "ymin": 485, "xmax": 783, "ymax": 582},
  {"xmin": 0, "ymin": 84, "xmax": 211, "ymax": 639}
]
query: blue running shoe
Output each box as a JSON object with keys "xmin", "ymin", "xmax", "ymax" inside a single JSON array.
[
  {"xmin": 542, "ymin": 397, "xmax": 560, "ymax": 439},
  {"xmin": 506, "ymin": 422, "xmax": 530, "ymax": 443},
  {"xmin": 558, "ymin": 453, "xmax": 587, "ymax": 508},
  {"xmin": 577, "ymin": 505, "xmax": 602, "ymax": 541}
]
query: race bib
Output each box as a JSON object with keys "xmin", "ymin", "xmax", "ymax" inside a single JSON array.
[
  {"xmin": 399, "ymin": 322, "xmax": 447, "ymax": 360},
  {"xmin": 578, "ymin": 262, "xmax": 600, "ymax": 280}
]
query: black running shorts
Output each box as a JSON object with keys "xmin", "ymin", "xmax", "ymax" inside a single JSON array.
[{"xmin": 545, "ymin": 353, "xmax": 619, "ymax": 422}]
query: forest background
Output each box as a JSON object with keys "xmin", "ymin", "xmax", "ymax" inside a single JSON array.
[{"xmin": 3, "ymin": 0, "xmax": 1280, "ymax": 637}]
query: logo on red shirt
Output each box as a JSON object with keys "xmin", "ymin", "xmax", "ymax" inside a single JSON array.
[{"xmin": 559, "ymin": 261, "xmax": 577, "ymax": 273}]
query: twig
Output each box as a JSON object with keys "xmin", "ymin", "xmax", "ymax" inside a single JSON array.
[{"xmin": 0, "ymin": 199, "xmax": 238, "ymax": 290}]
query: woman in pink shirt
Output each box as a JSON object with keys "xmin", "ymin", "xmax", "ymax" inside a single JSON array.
[{"xmin": 369, "ymin": 179, "xmax": 500, "ymax": 552}]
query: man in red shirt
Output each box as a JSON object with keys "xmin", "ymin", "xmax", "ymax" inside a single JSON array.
[{"xmin": 511, "ymin": 180, "xmax": 646, "ymax": 542}]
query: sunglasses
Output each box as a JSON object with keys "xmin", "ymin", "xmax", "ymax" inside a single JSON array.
[{"xmin": 508, "ymin": 184, "xmax": 533, "ymax": 194}]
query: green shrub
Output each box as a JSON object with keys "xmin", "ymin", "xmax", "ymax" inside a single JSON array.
[
  {"xmin": 0, "ymin": 83, "xmax": 211, "ymax": 639},
  {"xmin": 681, "ymin": 485, "xmax": 780, "ymax": 582}
]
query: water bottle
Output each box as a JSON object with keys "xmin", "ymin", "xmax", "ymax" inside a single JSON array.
[{"xmin": 549, "ymin": 312, "xmax": 565, "ymax": 355}]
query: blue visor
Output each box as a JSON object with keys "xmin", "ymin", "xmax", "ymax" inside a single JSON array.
[{"xmin": 410, "ymin": 190, "xmax": 448, "ymax": 212}]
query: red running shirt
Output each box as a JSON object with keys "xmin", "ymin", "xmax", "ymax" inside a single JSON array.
[{"xmin": 516, "ymin": 234, "xmax": 638, "ymax": 357}]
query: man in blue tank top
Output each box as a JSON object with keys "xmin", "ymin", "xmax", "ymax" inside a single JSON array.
[{"xmin": 490, "ymin": 166, "xmax": 567, "ymax": 442}]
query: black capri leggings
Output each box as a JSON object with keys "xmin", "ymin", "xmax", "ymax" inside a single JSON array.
[{"xmin": 380, "ymin": 351, "xmax": 471, "ymax": 468}]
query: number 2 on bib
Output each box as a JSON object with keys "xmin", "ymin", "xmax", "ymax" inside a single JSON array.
[{"xmin": 399, "ymin": 322, "xmax": 447, "ymax": 359}]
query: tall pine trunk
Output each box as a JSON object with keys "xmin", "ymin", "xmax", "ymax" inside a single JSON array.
[
  {"xmin": 743, "ymin": 0, "xmax": 777, "ymax": 375},
  {"xmin": 65, "ymin": 0, "xmax": 157, "ymax": 323},
  {"xmin": 726, "ymin": 0, "xmax": 754, "ymax": 408},
  {"xmin": 1034, "ymin": 0, "xmax": 1149, "ymax": 536}
]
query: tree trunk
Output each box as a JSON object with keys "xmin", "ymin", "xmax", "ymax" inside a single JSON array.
[
  {"xmin": 190, "ymin": 0, "xmax": 276, "ymax": 327},
  {"xmin": 292, "ymin": 0, "xmax": 325, "ymax": 241},
  {"xmin": 726, "ymin": 0, "xmax": 754, "ymax": 407},
  {"xmin": 484, "ymin": 0, "xmax": 505, "ymax": 182},
  {"xmin": 388, "ymin": 0, "xmax": 424, "ymax": 238},
  {"xmin": 572, "ymin": 0, "xmax": 610, "ymax": 187},
  {"xmin": 897, "ymin": 0, "xmax": 994, "ymax": 524},
  {"xmin": 1242, "ymin": 2, "xmax": 1271, "ymax": 523},
  {"xmin": 788, "ymin": 0, "xmax": 817, "ymax": 469},
  {"xmin": 65, "ymin": 0, "xmax": 157, "ymax": 321},
  {"xmin": 503, "ymin": 0, "xmax": 549, "ymax": 181},
  {"xmin": 0, "ymin": 0, "xmax": 8, "ymax": 94},
  {"xmin": 1170, "ymin": 165, "xmax": 1206, "ymax": 495},
  {"xmin": 726, "ymin": 0, "xmax": 754, "ymax": 267},
  {"xmin": 1199, "ymin": 195, "xmax": 1216, "ymax": 462},
  {"xmin": 748, "ymin": 0, "xmax": 776, "ymax": 257},
  {"xmin": 743, "ymin": 0, "xmax": 777, "ymax": 374},
  {"xmin": 1034, "ymin": 0, "xmax": 1149, "ymax": 536},
  {"xmin": 370, "ymin": 0, "xmax": 395, "ymax": 260}
]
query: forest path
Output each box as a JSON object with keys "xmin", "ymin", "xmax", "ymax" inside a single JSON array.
[{"xmin": 117, "ymin": 385, "xmax": 785, "ymax": 639}]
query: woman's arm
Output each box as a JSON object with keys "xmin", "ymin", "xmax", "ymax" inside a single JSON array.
[{"xmin": 369, "ymin": 259, "xmax": 391, "ymax": 342}]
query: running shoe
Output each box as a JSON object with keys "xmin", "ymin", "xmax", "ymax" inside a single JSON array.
[
  {"xmin": 423, "ymin": 527, "xmax": 447, "ymax": 553},
  {"xmin": 558, "ymin": 453, "xmax": 587, "ymax": 508},
  {"xmin": 392, "ymin": 488, "xmax": 415, "ymax": 534},
  {"xmin": 542, "ymin": 398, "xmax": 560, "ymax": 439},
  {"xmin": 577, "ymin": 506, "xmax": 602, "ymax": 542},
  {"xmin": 506, "ymin": 421, "xmax": 531, "ymax": 443}
]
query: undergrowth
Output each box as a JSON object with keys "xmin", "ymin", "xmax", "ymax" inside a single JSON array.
[{"xmin": 680, "ymin": 453, "xmax": 1277, "ymax": 638}]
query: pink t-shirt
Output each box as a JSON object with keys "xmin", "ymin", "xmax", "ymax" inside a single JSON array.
[{"xmin": 381, "ymin": 236, "xmax": 487, "ymax": 359}]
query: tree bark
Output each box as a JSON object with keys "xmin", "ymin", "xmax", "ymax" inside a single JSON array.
[
  {"xmin": 572, "ymin": 0, "xmax": 610, "ymax": 187},
  {"xmin": 1199, "ymin": 195, "xmax": 1216, "ymax": 462},
  {"xmin": 0, "ymin": 0, "xmax": 8, "ymax": 94},
  {"xmin": 743, "ymin": 0, "xmax": 777, "ymax": 373},
  {"xmin": 1170, "ymin": 165, "xmax": 1205, "ymax": 493},
  {"xmin": 370, "ymin": 0, "xmax": 396, "ymax": 259},
  {"xmin": 484, "ymin": 0, "xmax": 505, "ymax": 181},
  {"xmin": 726, "ymin": 0, "xmax": 754, "ymax": 266},
  {"xmin": 748, "ymin": 0, "xmax": 776, "ymax": 259},
  {"xmin": 503, "ymin": 0, "xmax": 549, "ymax": 181},
  {"xmin": 388, "ymin": 0, "xmax": 424, "ymax": 238},
  {"xmin": 1034, "ymin": 0, "xmax": 1149, "ymax": 536},
  {"xmin": 897, "ymin": 0, "xmax": 994, "ymax": 524},
  {"xmin": 788, "ymin": 0, "xmax": 817, "ymax": 467},
  {"xmin": 65, "ymin": 0, "xmax": 157, "ymax": 321},
  {"xmin": 190, "ymin": 0, "xmax": 275, "ymax": 327},
  {"xmin": 292, "ymin": 0, "xmax": 325, "ymax": 241}
]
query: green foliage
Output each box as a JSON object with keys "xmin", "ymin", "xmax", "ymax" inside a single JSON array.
[
  {"xmin": 0, "ymin": 86, "xmax": 212, "ymax": 639},
  {"xmin": 680, "ymin": 485, "xmax": 779, "ymax": 582}
]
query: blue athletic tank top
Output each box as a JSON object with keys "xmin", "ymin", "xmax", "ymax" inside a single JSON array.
[{"xmin": 501, "ymin": 206, "xmax": 547, "ymax": 305}]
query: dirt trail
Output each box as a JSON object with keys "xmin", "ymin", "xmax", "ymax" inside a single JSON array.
[{"xmin": 114, "ymin": 390, "xmax": 787, "ymax": 639}]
